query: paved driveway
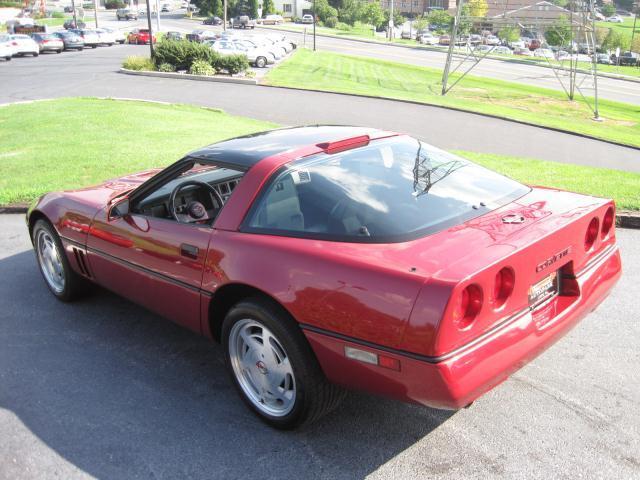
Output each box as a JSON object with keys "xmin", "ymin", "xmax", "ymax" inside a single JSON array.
[{"xmin": 0, "ymin": 214, "xmax": 638, "ymax": 479}]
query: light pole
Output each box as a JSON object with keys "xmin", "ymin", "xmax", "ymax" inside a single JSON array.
[
  {"xmin": 71, "ymin": 0, "xmax": 78, "ymax": 27},
  {"xmin": 145, "ymin": 0, "xmax": 154, "ymax": 58},
  {"xmin": 93, "ymin": 0, "xmax": 98, "ymax": 28},
  {"xmin": 389, "ymin": 0, "xmax": 394, "ymax": 40},
  {"xmin": 313, "ymin": 0, "xmax": 316, "ymax": 51},
  {"xmin": 224, "ymin": 0, "xmax": 227, "ymax": 31},
  {"xmin": 155, "ymin": 0, "xmax": 161, "ymax": 32}
]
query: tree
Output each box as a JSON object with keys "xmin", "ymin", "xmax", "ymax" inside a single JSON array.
[
  {"xmin": 550, "ymin": 0, "xmax": 567, "ymax": 8},
  {"xmin": 601, "ymin": 4, "xmax": 616, "ymax": 17},
  {"xmin": 359, "ymin": 2, "xmax": 384, "ymax": 28},
  {"xmin": 314, "ymin": 0, "xmax": 338, "ymax": 22},
  {"xmin": 262, "ymin": 0, "xmax": 274, "ymax": 15},
  {"xmin": 595, "ymin": 26, "xmax": 610, "ymax": 47},
  {"xmin": 337, "ymin": 0, "xmax": 361, "ymax": 25},
  {"xmin": 544, "ymin": 15, "xmax": 572, "ymax": 47},
  {"xmin": 248, "ymin": 0, "xmax": 258, "ymax": 18},
  {"xmin": 602, "ymin": 29, "xmax": 630, "ymax": 52},
  {"xmin": 467, "ymin": 0, "xmax": 488, "ymax": 18},
  {"xmin": 426, "ymin": 9, "xmax": 452, "ymax": 33},
  {"xmin": 498, "ymin": 26, "xmax": 520, "ymax": 43}
]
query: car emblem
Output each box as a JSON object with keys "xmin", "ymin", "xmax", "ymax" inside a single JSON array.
[
  {"xmin": 536, "ymin": 247, "xmax": 571, "ymax": 273},
  {"xmin": 502, "ymin": 214, "xmax": 525, "ymax": 224},
  {"xmin": 256, "ymin": 361, "xmax": 268, "ymax": 375}
]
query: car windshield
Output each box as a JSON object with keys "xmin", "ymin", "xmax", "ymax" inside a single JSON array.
[{"xmin": 245, "ymin": 136, "xmax": 530, "ymax": 243}]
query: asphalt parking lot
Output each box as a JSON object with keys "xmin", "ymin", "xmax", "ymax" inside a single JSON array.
[{"xmin": 1, "ymin": 214, "xmax": 638, "ymax": 479}]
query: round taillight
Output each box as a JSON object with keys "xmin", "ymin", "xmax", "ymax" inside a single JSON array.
[
  {"xmin": 601, "ymin": 207, "xmax": 614, "ymax": 238},
  {"xmin": 584, "ymin": 217, "xmax": 599, "ymax": 251},
  {"xmin": 454, "ymin": 284, "xmax": 483, "ymax": 329},
  {"xmin": 494, "ymin": 267, "xmax": 515, "ymax": 308}
]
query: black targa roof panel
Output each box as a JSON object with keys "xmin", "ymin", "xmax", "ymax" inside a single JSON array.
[{"xmin": 187, "ymin": 126, "xmax": 383, "ymax": 170}]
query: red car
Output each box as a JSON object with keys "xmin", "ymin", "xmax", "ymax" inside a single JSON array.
[
  {"xmin": 127, "ymin": 28, "xmax": 156, "ymax": 45},
  {"xmin": 27, "ymin": 127, "xmax": 621, "ymax": 429}
]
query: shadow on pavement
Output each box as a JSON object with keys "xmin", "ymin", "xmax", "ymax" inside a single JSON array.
[{"xmin": 0, "ymin": 250, "xmax": 454, "ymax": 479}]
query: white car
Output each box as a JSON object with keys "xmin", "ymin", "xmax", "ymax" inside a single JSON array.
[
  {"xmin": 509, "ymin": 39, "xmax": 526, "ymax": 49},
  {"xmin": 493, "ymin": 46, "xmax": 513, "ymax": 55},
  {"xmin": 7, "ymin": 34, "xmax": 39, "ymax": 56},
  {"xmin": 419, "ymin": 32, "xmax": 438, "ymax": 45},
  {"xmin": 95, "ymin": 28, "xmax": 116, "ymax": 46},
  {"xmin": 301, "ymin": 14, "xmax": 313, "ymax": 24},
  {"xmin": 102, "ymin": 27, "xmax": 126, "ymax": 44},
  {"xmin": 0, "ymin": 34, "xmax": 15, "ymax": 60},
  {"xmin": 534, "ymin": 48, "xmax": 554, "ymax": 59},
  {"xmin": 484, "ymin": 35, "xmax": 500, "ymax": 46},
  {"xmin": 262, "ymin": 14, "xmax": 283, "ymax": 25},
  {"xmin": 232, "ymin": 39, "xmax": 276, "ymax": 67},
  {"xmin": 245, "ymin": 35, "xmax": 284, "ymax": 59},
  {"xmin": 607, "ymin": 15, "xmax": 624, "ymax": 23}
]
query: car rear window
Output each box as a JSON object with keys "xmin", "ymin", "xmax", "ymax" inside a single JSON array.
[{"xmin": 244, "ymin": 136, "xmax": 530, "ymax": 243}]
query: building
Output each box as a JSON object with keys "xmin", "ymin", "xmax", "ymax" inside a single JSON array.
[
  {"xmin": 378, "ymin": 0, "xmax": 457, "ymax": 16},
  {"xmin": 270, "ymin": 0, "xmax": 312, "ymax": 18}
]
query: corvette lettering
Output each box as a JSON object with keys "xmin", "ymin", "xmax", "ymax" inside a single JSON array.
[{"xmin": 536, "ymin": 247, "xmax": 571, "ymax": 273}]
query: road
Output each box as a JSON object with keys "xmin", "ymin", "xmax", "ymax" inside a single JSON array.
[
  {"xmin": 0, "ymin": 214, "xmax": 638, "ymax": 479},
  {"xmin": 1, "ymin": 43, "xmax": 639, "ymax": 172},
  {"xmin": 93, "ymin": 11, "xmax": 640, "ymax": 106}
]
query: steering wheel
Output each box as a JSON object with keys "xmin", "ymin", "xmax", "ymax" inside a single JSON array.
[{"xmin": 169, "ymin": 180, "xmax": 224, "ymax": 223}]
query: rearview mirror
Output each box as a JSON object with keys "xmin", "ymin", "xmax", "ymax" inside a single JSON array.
[{"xmin": 110, "ymin": 198, "xmax": 130, "ymax": 219}]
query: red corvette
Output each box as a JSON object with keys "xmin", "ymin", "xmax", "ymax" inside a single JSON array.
[
  {"xmin": 127, "ymin": 28, "xmax": 156, "ymax": 45},
  {"xmin": 27, "ymin": 127, "xmax": 621, "ymax": 429}
]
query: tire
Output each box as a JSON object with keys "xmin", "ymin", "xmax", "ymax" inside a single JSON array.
[
  {"xmin": 222, "ymin": 298, "xmax": 345, "ymax": 430},
  {"xmin": 5, "ymin": 56, "xmax": 10, "ymax": 61},
  {"xmin": 32, "ymin": 219, "xmax": 89, "ymax": 302},
  {"xmin": 33, "ymin": 52, "xmax": 39, "ymax": 57},
  {"xmin": 92, "ymin": 45, "xmax": 97, "ymax": 48},
  {"xmin": 56, "ymin": 49, "xmax": 62, "ymax": 53},
  {"xmin": 255, "ymin": 56, "xmax": 266, "ymax": 68}
]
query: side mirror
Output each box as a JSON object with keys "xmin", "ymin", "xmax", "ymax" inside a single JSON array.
[{"xmin": 109, "ymin": 198, "xmax": 130, "ymax": 219}]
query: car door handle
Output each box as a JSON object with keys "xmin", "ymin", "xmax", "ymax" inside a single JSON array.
[{"xmin": 180, "ymin": 244, "xmax": 199, "ymax": 259}]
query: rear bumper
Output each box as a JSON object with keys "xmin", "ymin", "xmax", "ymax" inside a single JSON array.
[{"xmin": 304, "ymin": 245, "xmax": 621, "ymax": 409}]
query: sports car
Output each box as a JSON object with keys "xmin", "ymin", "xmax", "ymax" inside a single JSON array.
[{"xmin": 27, "ymin": 126, "xmax": 621, "ymax": 429}]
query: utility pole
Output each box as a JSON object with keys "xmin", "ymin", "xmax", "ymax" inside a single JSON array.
[
  {"xmin": 71, "ymin": 0, "xmax": 78, "ymax": 27},
  {"xmin": 631, "ymin": 2, "xmax": 638, "ymax": 51},
  {"xmin": 441, "ymin": 0, "xmax": 465, "ymax": 94},
  {"xmin": 224, "ymin": 0, "xmax": 227, "ymax": 31},
  {"xmin": 389, "ymin": 0, "xmax": 394, "ymax": 40},
  {"xmin": 93, "ymin": 0, "xmax": 98, "ymax": 28},
  {"xmin": 145, "ymin": 0, "xmax": 154, "ymax": 57},
  {"xmin": 313, "ymin": 0, "xmax": 316, "ymax": 51},
  {"xmin": 155, "ymin": 0, "xmax": 161, "ymax": 32}
]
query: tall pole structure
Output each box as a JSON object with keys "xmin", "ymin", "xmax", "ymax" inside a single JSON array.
[
  {"xmin": 155, "ymin": 0, "xmax": 161, "ymax": 32},
  {"xmin": 313, "ymin": 0, "xmax": 316, "ymax": 51},
  {"xmin": 93, "ymin": 0, "xmax": 99, "ymax": 28},
  {"xmin": 71, "ymin": 0, "xmax": 78, "ymax": 27},
  {"xmin": 145, "ymin": 0, "xmax": 154, "ymax": 58},
  {"xmin": 389, "ymin": 0, "xmax": 394, "ymax": 40},
  {"xmin": 441, "ymin": 0, "xmax": 465, "ymax": 95},
  {"xmin": 589, "ymin": 0, "xmax": 599, "ymax": 119},
  {"xmin": 631, "ymin": 3, "xmax": 638, "ymax": 51},
  {"xmin": 223, "ymin": 0, "xmax": 227, "ymax": 31}
]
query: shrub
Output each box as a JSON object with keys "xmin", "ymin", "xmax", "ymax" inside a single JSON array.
[
  {"xmin": 189, "ymin": 59, "xmax": 215, "ymax": 76},
  {"xmin": 215, "ymin": 54, "xmax": 250, "ymax": 75},
  {"xmin": 158, "ymin": 62, "xmax": 175, "ymax": 72},
  {"xmin": 335, "ymin": 21, "xmax": 351, "ymax": 31},
  {"xmin": 324, "ymin": 16, "xmax": 338, "ymax": 28},
  {"xmin": 154, "ymin": 39, "xmax": 219, "ymax": 71},
  {"xmin": 122, "ymin": 55, "xmax": 155, "ymax": 71},
  {"xmin": 52, "ymin": 11, "xmax": 65, "ymax": 18},
  {"xmin": 105, "ymin": 0, "xmax": 125, "ymax": 8}
]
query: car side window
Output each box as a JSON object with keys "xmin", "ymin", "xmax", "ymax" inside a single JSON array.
[{"xmin": 249, "ymin": 173, "xmax": 304, "ymax": 231}]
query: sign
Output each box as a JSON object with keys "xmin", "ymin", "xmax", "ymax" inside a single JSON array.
[{"xmin": 14, "ymin": 25, "xmax": 47, "ymax": 35}]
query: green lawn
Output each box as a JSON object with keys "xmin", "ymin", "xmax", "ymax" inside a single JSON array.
[
  {"xmin": 457, "ymin": 151, "xmax": 640, "ymax": 211},
  {"xmin": 264, "ymin": 49, "xmax": 640, "ymax": 148},
  {"xmin": 0, "ymin": 98, "xmax": 276, "ymax": 206},
  {"xmin": 1, "ymin": 97, "xmax": 638, "ymax": 210}
]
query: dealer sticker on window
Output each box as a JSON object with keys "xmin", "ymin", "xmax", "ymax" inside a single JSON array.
[{"xmin": 528, "ymin": 271, "xmax": 559, "ymax": 307}]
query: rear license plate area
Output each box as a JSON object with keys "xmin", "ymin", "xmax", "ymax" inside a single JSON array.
[{"xmin": 528, "ymin": 271, "xmax": 559, "ymax": 308}]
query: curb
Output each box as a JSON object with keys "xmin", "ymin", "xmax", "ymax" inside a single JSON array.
[
  {"xmin": 258, "ymin": 83, "xmax": 640, "ymax": 152},
  {"xmin": 119, "ymin": 68, "xmax": 258, "ymax": 85},
  {"xmin": 1, "ymin": 204, "xmax": 638, "ymax": 229},
  {"xmin": 255, "ymin": 24, "xmax": 640, "ymax": 84}
]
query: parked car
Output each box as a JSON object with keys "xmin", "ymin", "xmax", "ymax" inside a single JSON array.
[
  {"xmin": 103, "ymin": 27, "xmax": 126, "ymax": 44},
  {"xmin": 230, "ymin": 39, "xmax": 276, "ymax": 67},
  {"xmin": 0, "ymin": 34, "xmax": 15, "ymax": 60},
  {"xmin": 596, "ymin": 53, "xmax": 613, "ymax": 64},
  {"xmin": 469, "ymin": 34, "xmax": 482, "ymax": 45},
  {"xmin": 400, "ymin": 29, "xmax": 416, "ymax": 40},
  {"xmin": 418, "ymin": 31, "xmax": 438, "ymax": 45},
  {"xmin": 27, "ymin": 126, "xmax": 621, "ymax": 429},
  {"xmin": 493, "ymin": 46, "xmax": 513, "ymax": 55},
  {"xmin": 53, "ymin": 31, "xmax": 85, "ymax": 50},
  {"xmin": 161, "ymin": 3, "xmax": 171, "ymax": 12},
  {"xmin": 262, "ymin": 14, "xmax": 284, "ymax": 25},
  {"xmin": 186, "ymin": 29, "xmax": 217, "ymax": 42},
  {"xmin": 438, "ymin": 34, "xmax": 450, "ymax": 45},
  {"xmin": 203, "ymin": 16, "xmax": 222, "ymax": 25},
  {"xmin": 301, "ymin": 14, "xmax": 314, "ymax": 24},
  {"xmin": 165, "ymin": 31, "xmax": 183, "ymax": 41},
  {"xmin": 63, "ymin": 19, "xmax": 86, "ymax": 29},
  {"xmin": 534, "ymin": 48, "xmax": 554, "ymax": 59},
  {"xmin": 94, "ymin": 28, "xmax": 116, "ymax": 46},
  {"xmin": 69, "ymin": 29, "xmax": 100, "ymax": 48},
  {"xmin": 618, "ymin": 51, "xmax": 639, "ymax": 66},
  {"xmin": 231, "ymin": 15, "xmax": 256, "ymax": 29},
  {"xmin": 7, "ymin": 34, "xmax": 39, "ymax": 56},
  {"xmin": 63, "ymin": 5, "xmax": 75, "ymax": 12},
  {"xmin": 474, "ymin": 44, "xmax": 493, "ymax": 53},
  {"xmin": 513, "ymin": 46, "xmax": 533, "ymax": 56},
  {"xmin": 484, "ymin": 34, "xmax": 500, "ymax": 45},
  {"xmin": 527, "ymin": 38, "xmax": 541, "ymax": 50},
  {"xmin": 606, "ymin": 15, "xmax": 624, "ymax": 23},
  {"xmin": 243, "ymin": 36, "xmax": 283, "ymax": 59},
  {"xmin": 127, "ymin": 28, "xmax": 156, "ymax": 45},
  {"xmin": 116, "ymin": 8, "xmax": 138, "ymax": 20},
  {"xmin": 30, "ymin": 32, "xmax": 65, "ymax": 53}
]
